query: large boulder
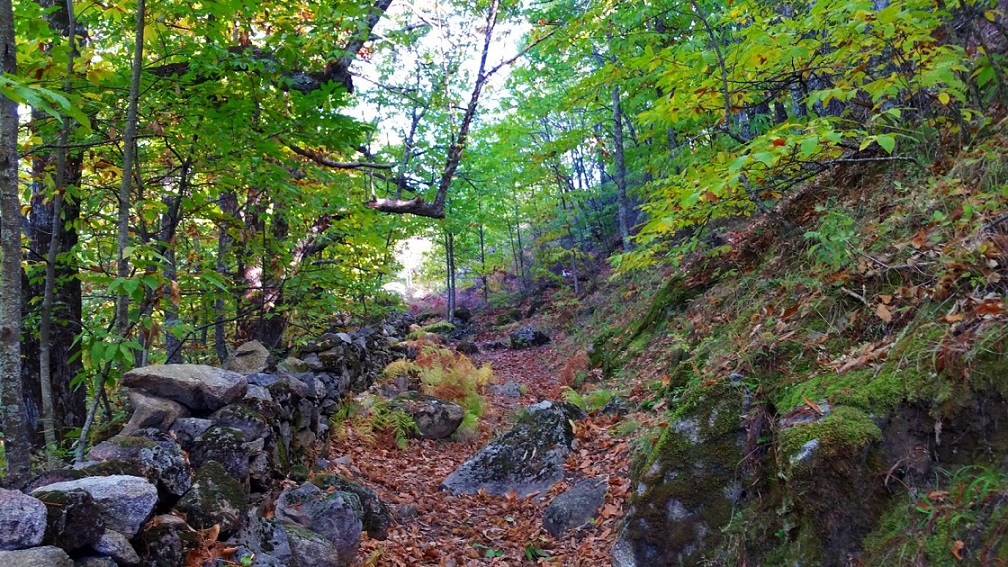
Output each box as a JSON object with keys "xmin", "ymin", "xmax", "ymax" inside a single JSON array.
[
  {"xmin": 772, "ymin": 404, "xmax": 886, "ymax": 566},
  {"xmin": 0, "ymin": 545, "xmax": 74, "ymax": 566},
  {"xmin": 310, "ymin": 475, "xmax": 391, "ymax": 540},
  {"xmin": 174, "ymin": 461, "xmax": 248, "ymax": 536},
  {"xmin": 226, "ymin": 340, "xmax": 271, "ymax": 375},
  {"xmin": 118, "ymin": 388, "xmax": 188, "ymax": 437},
  {"xmin": 0, "ymin": 488, "xmax": 47, "ymax": 550},
  {"xmin": 87, "ymin": 430, "xmax": 192, "ymax": 499},
  {"xmin": 389, "ymin": 392, "xmax": 464, "ymax": 440},
  {"xmin": 33, "ymin": 488, "xmax": 105, "ymax": 551},
  {"xmin": 509, "ymin": 327, "xmax": 550, "ymax": 349},
  {"xmin": 31, "ymin": 475, "xmax": 158, "ymax": 538},
  {"xmin": 543, "ymin": 477, "xmax": 608, "ymax": 538},
  {"xmin": 274, "ymin": 482, "xmax": 363, "ymax": 565},
  {"xmin": 122, "ymin": 364, "xmax": 247, "ymax": 411},
  {"xmin": 612, "ymin": 380, "xmax": 755, "ymax": 567},
  {"xmin": 440, "ymin": 400, "xmax": 586, "ymax": 497}
]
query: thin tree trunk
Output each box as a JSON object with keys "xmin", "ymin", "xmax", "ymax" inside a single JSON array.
[
  {"xmin": 612, "ymin": 83, "xmax": 631, "ymax": 253},
  {"xmin": 78, "ymin": 0, "xmax": 143, "ymax": 464},
  {"xmin": 0, "ymin": 0, "xmax": 31, "ymax": 484},
  {"xmin": 479, "ymin": 222, "xmax": 488, "ymax": 304},
  {"xmin": 38, "ymin": 0, "xmax": 79, "ymax": 466},
  {"xmin": 115, "ymin": 0, "xmax": 145, "ymax": 336}
]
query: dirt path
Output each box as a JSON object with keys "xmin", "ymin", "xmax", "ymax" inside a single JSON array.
[{"xmin": 327, "ymin": 342, "xmax": 633, "ymax": 566}]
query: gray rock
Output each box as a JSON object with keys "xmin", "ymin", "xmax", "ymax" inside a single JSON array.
[
  {"xmin": 615, "ymin": 380, "xmax": 753, "ymax": 566},
  {"xmin": 74, "ymin": 556, "xmax": 118, "ymax": 567},
  {"xmin": 233, "ymin": 513, "xmax": 292, "ymax": 566},
  {"xmin": 509, "ymin": 327, "xmax": 550, "ymax": 349},
  {"xmin": 88, "ymin": 430, "xmax": 192, "ymax": 498},
  {"xmin": 174, "ymin": 461, "xmax": 248, "ymax": 536},
  {"xmin": 599, "ymin": 396, "xmax": 633, "ymax": 418},
  {"xmin": 311, "ymin": 475, "xmax": 390, "ymax": 540},
  {"xmin": 93, "ymin": 530, "xmax": 140, "ymax": 566},
  {"xmin": 246, "ymin": 372, "xmax": 280, "ymax": 387},
  {"xmin": 0, "ymin": 488, "xmax": 47, "ymax": 550},
  {"xmin": 119, "ymin": 388, "xmax": 188, "ymax": 437},
  {"xmin": 275, "ymin": 483, "xmax": 362, "ymax": 564},
  {"xmin": 278, "ymin": 356, "xmax": 309, "ymax": 373},
  {"xmin": 189, "ymin": 426, "xmax": 249, "ymax": 483},
  {"xmin": 34, "ymin": 488, "xmax": 105, "ymax": 551},
  {"xmin": 122, "ymin": 364, "xmax": 247, "ymax": 411},
  {"xmin": 0, "ymin": 545, "xmax": 74, "ymax": 566},
  {"xmin": 543, "ymin": 478, "xmax": 608, "ymax": 537},
  {"xmin": 209, "ymin": 404, "xmax": 268, "ymax": 441},
  {"xmin": 440, "ymin": 401, "xmax": 586, "ymax": 497},
  {"xmin": 284, "ymin": 524, "xmax": 344, "ymax": 567},
  {"xmin": 488, "ymin": 380, "xmax": 522, "ymax": 399},
  {"xmin": 135, "ymin": 514, "xmax": 187, "ymax": 567},
  {"xmin": 389, "ymin": 392, "xmax": 464, "ymax": 440},
  {"xmin": 244, "ymin": 384, "xmax": 273, "ymax": 402},
  {"xmin": 170, "ymin": 417, "xmax": 214, "ymax": 452},
  {"xmin": 226, "ymin": 340, "xmax": 270, "ymax": 375},
  {"xmin": 32, "ymin": 475, "xmax": 158, "ymax": 538}
]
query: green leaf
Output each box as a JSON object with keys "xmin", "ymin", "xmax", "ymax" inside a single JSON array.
[
  {"xmin": 752, "ymin": 152, "xmax": 776, "ymax": 167},
  {"xmin": 876, "ymin": 134, "xmax": 896, "ymax": 154},
  {"xmin": 799, "ymin": 136, "xmax": 820, "ymax": 157}
]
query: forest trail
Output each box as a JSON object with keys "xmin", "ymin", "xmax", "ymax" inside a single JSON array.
[{"xmin": 327, "ymin": 339, "xmax": 634, "ymax": 566}]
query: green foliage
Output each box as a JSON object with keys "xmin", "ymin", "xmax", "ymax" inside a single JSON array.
[{"xmin": 804, "ymin": 204, "xmax": 860, "ymax": 271}]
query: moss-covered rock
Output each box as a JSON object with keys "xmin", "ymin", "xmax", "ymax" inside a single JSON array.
[
  {"xmin": 614, "ymin": 379, "xmax": 755, "ymax": 567},
  {"xmin": 174, "ymin": 461, "xmax": 248, "ymax": 536},
  {"xmin": 772, "ymin": 405, "xmax": 886, "ymax": 566},
  {"xmin": 440, "ymin": 400, "xmax": 586, "ymax": 497}
]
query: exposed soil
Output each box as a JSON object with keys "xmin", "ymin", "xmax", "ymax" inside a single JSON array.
[{"xmin": 327, "ymin": 340, "xmax": 634, "ymax": 566}]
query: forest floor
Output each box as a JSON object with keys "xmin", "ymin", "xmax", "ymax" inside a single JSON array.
[{"xmin": 327, "ymin": 330, "xmax": 636, "ymax": 566}]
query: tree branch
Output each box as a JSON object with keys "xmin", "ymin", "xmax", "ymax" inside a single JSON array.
[{"xmin": 283, "ymin": 139, "xmax": 395, "ymax": 170}]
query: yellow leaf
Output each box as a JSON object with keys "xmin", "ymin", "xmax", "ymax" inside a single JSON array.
[
  {"xmin": 985, "ymin": 10, "xmax": 996, "ymax": 21},
  {"xmin": 938, "ymin": 92, "xmax": 950, "ymax": 105}
]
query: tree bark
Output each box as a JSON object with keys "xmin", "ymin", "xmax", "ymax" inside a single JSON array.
[{"xmin": 0, "ymin": 0, "xmax": 32, "ymax": 484}]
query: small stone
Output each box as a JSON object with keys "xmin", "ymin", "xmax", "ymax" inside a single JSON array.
[
  {"xmin": 119, "ymin": 388, "xmax": 188, "ymax": 437},
  {"xmin": 509, "ymin": 327, "xmax": 550, "ymax": 349},
  {"xmin": 93, "ymin": 530, "xmax": 141, "ymax": 566},
  {"xmin": 543, "ymin": 478, "xmax": 608, "ymax": 537},
  {"xmin": 226, "ymin": 340, "xmax": 271, "ymax": 375},
  {"xmin": 389, "ymin": 392, "xmax": 464, "ymax": 440}
]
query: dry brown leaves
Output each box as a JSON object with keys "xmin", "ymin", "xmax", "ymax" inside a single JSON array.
[{"xmin": 327, "ymin": 342, "xmax": 634, "ymax": 566}]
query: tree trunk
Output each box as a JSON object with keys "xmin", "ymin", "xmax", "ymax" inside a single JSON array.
[
  {"xmin": 214, "ymin": 191, "xmax": 236, "ymax": 365},
  {"xmin": 0, "ymin": 0, "xmax": 32, "ymax": 484},
  {"xmin": 115, "ymin": 0, "xmax": 145, "ymax": 336},
  {"xmin": 612, "ymin": 83, "xmax": 631, "ymax": 253}
]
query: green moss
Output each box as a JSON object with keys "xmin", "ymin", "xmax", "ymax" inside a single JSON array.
[
  {"xmin": 779, "ymin": 406, "xmax": 882, "ymax": 464},
  {"xmin": 627, "ymin": 380, "xmax": 752, "ymax": 564}
]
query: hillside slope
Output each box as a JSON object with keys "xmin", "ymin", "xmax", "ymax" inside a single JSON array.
[{"xmin": 560, "ymin": 123, "xmax": 1008, "ymax": 565}]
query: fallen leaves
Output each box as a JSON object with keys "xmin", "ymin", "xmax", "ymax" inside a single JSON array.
[{"xmin": 329, "ymin": 343, "xmax": 633, "ymax": 566}]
